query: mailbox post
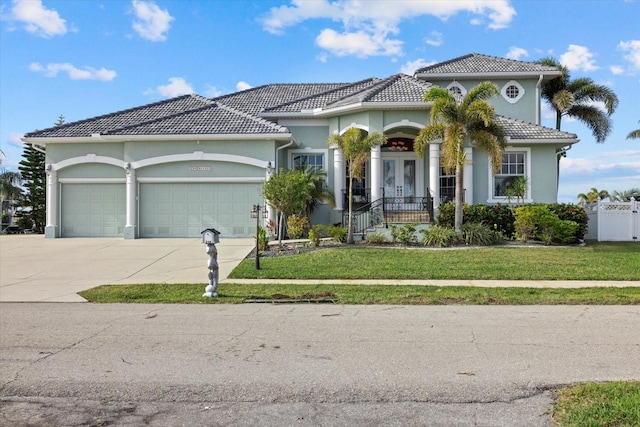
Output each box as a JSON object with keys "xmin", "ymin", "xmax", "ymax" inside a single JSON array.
[{"xmin": 201, "ymin": 228, "xmax": 220, "ymax": 297}]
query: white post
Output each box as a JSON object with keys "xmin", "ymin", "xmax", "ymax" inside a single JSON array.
[
  {"xmin": 124, "ymin": 164, "xmax": 137, "ymax": 239},
  {"xmin": 370, "ymin": 145, "xmax": 382, "ymax": 200},
  {"xmin": 463, "ymin": 146, "xmax": 473, "ymax": 204},
  {"xmin": 333, "ymin": 148, "xmax": 344, "ymax": 210},
  {"xmin": 45, "ymin": 166, "xmax": 57, "ymax": 238},
  {"xmin": 429, "ymin": 143, "xmax": 440, "ymax": 211}
]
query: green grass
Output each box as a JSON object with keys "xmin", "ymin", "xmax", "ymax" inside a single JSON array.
[
  {"xmin": 229, "ymin": 242, "xmax": 640, "ymax": 281},
  {"xmin": 79, "ymin": 283, "xmax": 640, "ymax": 305},
  {"xmin": 553, "ymin": 381, "xmax": 640, "ymax": 426}
]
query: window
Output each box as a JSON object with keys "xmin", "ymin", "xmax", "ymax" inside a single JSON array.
[
  {"xmin": 501, "ymin": 80, "xmax": 524, "ymax": 103},
  {"xmin": 292, "ymin": 153, "xmax": 324, "ymax": 170},
  {"xmin": 439, "ymin": 166, "xmax": 456, "ymax": 203},
  {"xmin": 492, "ymin": 151, "xmax": 528, "ymax": 199},
  {"xmin": 446, "ymin": 82, "xmax": 466, "ymax": 101}
]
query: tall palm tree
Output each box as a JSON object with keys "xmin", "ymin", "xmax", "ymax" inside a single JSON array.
[
  {"xmin": 415, "ymin": 82, "xmax": 506, "ymax": 234},
  {"xmin": 0, "ymin": 169, "xmax": 23, "ymax": 227},
  {"xmin": 328, "ymin": 127, "xmax": 386, "ymax": 244},
  {"xmin": 296, "ymin": 166, "xmax": 336, "ymax": 220},
  {"xmin": 536, "ymin": 57, "xmax": 619, "ymax": 143},
  {"xmin": 627, "ymin": 120, "xmax": 640, "ymax": 140},
  {"xmin": 577, "ymin": 187, "xmax": 610, "ymax": 205}
]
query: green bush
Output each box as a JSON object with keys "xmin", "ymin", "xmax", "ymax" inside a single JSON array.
[
  {"xmin": 421, "ymin": 225, "xmax": 460, "ymax": 247},
  {"xmin": 461, "ymin": 223, "xmax": 503, "ymax": 246},
  {"xmin": 255, "ymin": 226, "xmax": 269, "ymax": 252},
  {"xmin": 552, "ymin": 220, "xmax": 580, "ymax": 244},
  {"xmin": 390, "ymin": 223, "xmax": 418, "ymax": 245},
  {"xmin": 286, "ymin": 214, "xmax": 309, "ymax": 239},
  {"xmin": 513, "ymin": 205, "xmax": 579, "ymax": 244},
  {"xmin": 365, "ymin": 232, "xmax": 389, "ymax": 244},
  {"xmin": 327, "ymin": 225, "xmax": 347, "ymax": 243},
  {"xmin": 437, "ymin": 202, "xmax": 515, "ymax": 237},
  {"xmin": 548, "ymin": 203, "xmax": 588, "ymax": 241}
]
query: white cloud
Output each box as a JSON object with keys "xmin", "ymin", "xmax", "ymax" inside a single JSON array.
[
  {"xmin": 29, "ymin": 62, "xmax": 117, "ymax": 81},
  {"xmin": 147, "ymin": 77, "xmax": 193, "ymax": 97},
  {"xmin": 559, "ymin": 44, "xmax": 598, "ymax": 71},
  {"xmin": 610, "ymin": 65, "xmax": 624, "ymax": 75},
  {"xmin": 505, "ymin": 46, "xmax": 528, "ymax": 60},
  {"xmin": 8, "ymin": 132, "xmax": 25, "ymax": 148},
  {"xmin": 236, "ymin": 81, "xmax": 252, "ymax": 91},
  {"xmin": 10, "ymin": 0, "xmax": 66, "ymax": 38},
  {"xmin": 316, "ymin": 52, "xmax": 328, "ymax": 63},
  {"xmin": 316, "ymin": 28, "xmax": 403, "ymax": 57},
  {"xmin": 400, "ymin": 59, "xmax": 435, "ymax": 76},
  {"xmin": 258, "ymin": 0, "xmax": 515, "ymax": 58},
  {"xmin": 424, "ymin": 31, "xmax": 442, "ymax": 47},
  {"xmin": 203, "ymin": 84, "xmax": 223, "ymax": 98},
  {"xmin": 618, "ymin": 40, "xmax": 640, "ymax": 71},
  {"xmin": 131, "ymin": 0, "xmax": 173, "ymax": 42}
]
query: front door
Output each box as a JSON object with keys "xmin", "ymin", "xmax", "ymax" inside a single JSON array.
[{"xmin": 382, "ymin": 154, "xmax": 422, "ymax": 198}]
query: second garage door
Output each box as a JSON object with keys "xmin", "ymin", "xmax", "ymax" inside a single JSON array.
[{"xmin": 139, "ymin": 183, "xmax": 263, "ymax": 238}]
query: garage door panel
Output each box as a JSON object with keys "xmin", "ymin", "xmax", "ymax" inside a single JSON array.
[
  {"xmin": 140, "ymin": 183, "xmax": 261, "ymax": 238},
  {"xmin": 61, "ymin": 184, "xmax": 125, "ymax": 237}
]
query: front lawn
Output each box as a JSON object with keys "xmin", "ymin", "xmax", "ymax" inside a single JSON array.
[{"xmin": 229, "ymin": 241, "xmax": 639, "ymax": 281}]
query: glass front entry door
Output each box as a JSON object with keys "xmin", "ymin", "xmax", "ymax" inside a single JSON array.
[{"xmin": 383, "ymin": 155, "xmax": 419, "ymax": 197}]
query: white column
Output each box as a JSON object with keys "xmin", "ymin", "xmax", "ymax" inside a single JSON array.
[
  {"xmin": 429, "ymin": 143, "xmax": 440, "ymax": 211},
  {"xmin": 45, "ymin": 166, "xmax": 57, "ymax": 238},
  {"xmin": 463, "ymin": 147, "xmax": 473, "ymax": 204},
  {"xmin": 370, "ymin": 145, "xmax": 382, "ymax": 201},
  {"xmin": 333, "ymin": 148, "xmax": 344, "ymax": 210},
  {"xmin": 124, "ymin": 164, "xmax": 137, "ymax": 239}
]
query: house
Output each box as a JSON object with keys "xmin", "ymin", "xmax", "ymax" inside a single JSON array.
[{"xmin": 22, "ymin": 53, "xmax": 579, "ymax": 239}]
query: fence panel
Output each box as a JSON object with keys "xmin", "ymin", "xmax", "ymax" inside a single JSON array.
[{"xmin": 597, "ymin": 200, "xmax": 638, "ymax": 242}]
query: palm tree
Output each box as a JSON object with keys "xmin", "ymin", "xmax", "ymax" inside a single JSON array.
[
  {"xmin": 1, "ymin": 169, "xmax": 23, "ymax": 228},
  {"xmin": 296, "ymin": 166, "xmax": 336, "ymax": 220},
  {"xmin": 536, "ymin": 57, "xmax": 619, "ymax": 143},
  {"xmin": 627, "ymin": 120, "xmax": 640, "ymax": 140},
  {"xmin": 415, "ymin": 82, "xmax": 506, "ymax": 234},
  {"xmin": 328, "ymin": 128, "xmax": 386, "ymax": 244},
  {"xmin": 577, "ymin": 187, "xmax": 610, "ymax": 205},
  {"xmin": 610, "ymin": 188, "xmax": 640, "ymax": 202}
]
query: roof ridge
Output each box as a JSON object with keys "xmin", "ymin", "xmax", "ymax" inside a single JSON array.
[
  {"xmin": 102, "ymin": 103, "xmax": 217, "ymax": 135},
  {"xmin": 215, "ymin": 102, "xmax": 289, "ymax": 132}
]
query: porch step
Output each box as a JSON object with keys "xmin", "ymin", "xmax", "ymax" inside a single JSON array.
[{"xmin": 384, "ymin": 210, "xmax": 431, "ymax": 223}]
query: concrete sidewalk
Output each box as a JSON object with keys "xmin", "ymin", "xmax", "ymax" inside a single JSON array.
[
  {"xmin": 0, "ymin": 235, "xmax": 254, "ymax": 302},
  {"xmin": 1, "ymin": 235, "xmax": 638, "ymax": 303}
]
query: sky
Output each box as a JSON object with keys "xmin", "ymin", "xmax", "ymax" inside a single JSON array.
[{"xmin": 0, "ymin": 0, "xmax": 638, "ymax": 203}]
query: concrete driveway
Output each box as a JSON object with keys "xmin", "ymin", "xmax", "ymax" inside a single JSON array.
[{"xmin": 0, "ymin": 235, "xmax": 254, "ymax": 302}]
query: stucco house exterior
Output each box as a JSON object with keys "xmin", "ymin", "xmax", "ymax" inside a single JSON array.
[{"xmin": 22, "ymin": 53, "xmax": 579, "ymax": 239}]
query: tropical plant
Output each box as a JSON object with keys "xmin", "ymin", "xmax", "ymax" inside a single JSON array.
[
  {"xmin": 420, "ymin": 225, "xmax": 460, "ymax": 247},
  {"xmin": 610, "ymin": 188, "xmax": 640, "ymax": 202},
  {"xmin": 0, "ymin": 168, "xmax": 22, "ymax": 202},
  {"xmin": 536, "ymin": 57, "xmax": 619, "ymax": 143},
  {"xmin": 577, "ymin": 187, "xmax": 610, "ymax": 205},
  {"xmin": 505, "ymin": 176, "xmax": 528, "ymax": 207},
  {"xmin": 286, "ymin": 213, "xmax": 309, "ymax": 239},
  {"xmin": 296, "ymin": 166, "xmax": 336, "ymax": 220},
  {"xmin": 327, "ymin": 127, "xmax": 386, "ymax": 244},
  {"xmin": 415, "ymin": 82, "xmax": 507, "ymax": 234},
  {"xmin": 627, "ymin": 120, "xmax": 640, "ymax": 140},
  {"xmin": 390, "ymin": 223, "xmax": 418, "ymax": 245}
]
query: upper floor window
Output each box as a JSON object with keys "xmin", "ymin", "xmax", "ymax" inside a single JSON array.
[
  {"xmin": 446, "ymin": 82, "xmax": 466, "ymax": 102},
  {"xmin": 501, "ymin": 80, "xmax": 524, "ymax": 104}
]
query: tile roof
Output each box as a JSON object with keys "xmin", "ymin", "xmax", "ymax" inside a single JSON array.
[
  {"xmin": 328, "ymin": 74, "xmax": 433, "ymax": 108},
  {"xmin": 24, "ymin": 94, "xmax": 213, "ymax": 138},
  {"xmin": 415, "ymin": 53, "xmax": 559, "ymax": 76},
  {"xmin": 496, "ymin": 116, "xmax": 578, "ymax": 141}
]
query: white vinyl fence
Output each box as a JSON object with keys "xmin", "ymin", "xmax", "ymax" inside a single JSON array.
[{"xmin": 585, "ymin": 199, "xmax": 639, "ymax": 242}]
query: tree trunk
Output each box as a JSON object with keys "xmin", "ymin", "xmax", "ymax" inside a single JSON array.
[
  {"xmin": 347, "ymin": 176, "xmax": 354, "ymax": 244},
  {"xmin": 454, "ymin": 164, "xmax": 464, "ymax": 234}
]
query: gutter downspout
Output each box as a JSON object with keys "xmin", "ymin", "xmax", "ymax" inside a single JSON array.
[{"xmin": 274, "ymin": 137, "xmax": 298, "ymax": 172}]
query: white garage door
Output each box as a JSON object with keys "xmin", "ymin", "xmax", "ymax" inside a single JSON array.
[
  {"xmin": 61, "ymin": 183, "xmax": 126, "ymax": 237},
  {"xmin": 139, "ymin": 183, "xmax": 263, "ymax": 238}
]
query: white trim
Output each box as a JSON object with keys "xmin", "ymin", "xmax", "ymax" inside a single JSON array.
[
  {"xmin": 501, "ymin": 80, "xmax": 524, "ymax": 104},
  {"xmin": 446, "ymin": 81, "xmax": 467, "ymax": 100},
  {"xmin": 51, "ymin": 154, "xmax": 123, "ymax": 171},
  {"xmin": 487, "ymin": 147, "xmax": 532, "ymax": 204},
  {"xmin": 59, "ymin": 178, "xmax": 126, "ymax": 184},
  {"xmin": 339, "ymin": 124, "xmax": 369, "ymax": 135},
  {"xmin": 132, "ymin": 152, "xmax": 269, "ymax": 169},
  {"xmin": 383, "ymin": 120, "xmax": 424, "ymax": 132},
  {"xmin": 137, "ymin": 177, "xmax": 265, "ymax": 183},
  {"xmin": 279, "ymin": 119, "xmax": 330, "ymax": 126},
  {"xmin": 23, "ymin": 133, "xmax": 291, "ymax": 144}
]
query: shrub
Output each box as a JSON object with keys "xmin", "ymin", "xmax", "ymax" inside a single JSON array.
[
  {"xmin": 514, "ymin": 205, "xmax": 557, "ymax": 242},
  {"xmin": 365, "ymin": 232, "xmax": 389, "ymax": 244},
  {"xmin": 552, "ymin": 219, "xmax": 579, "ymax": 244},
  {"xmin": 437, "ymin": 202, "xmax": 515, "ymax": 238},
  {"xmin": 327, "ymin": 225, "xmax": 347, "ymax": 242},
  {"xmin": 390, "ymin": 223, "xmax": 418, "ymax": 245},
  {"xmin": 461, "ymin": 223, "xmax": 503, "ymax": 246},
  {"xmin": 548, "ymin": 203, "xmax": 588, "ymax": 241},
  {"xmin": 255, "ymin": 226, "xmax": 269, "ymax": 252},
  {"xmin": 421, "ymin": 225, "xmax": 460, "ymax": 247},
  {"xmin": 286, "ymin": 214, "xmax": 309, "ymax": 239}
]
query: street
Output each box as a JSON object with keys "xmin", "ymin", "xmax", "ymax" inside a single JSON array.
[{"xmin": 1, "ymin": 303, "xmax": 639, "ymax": 426}]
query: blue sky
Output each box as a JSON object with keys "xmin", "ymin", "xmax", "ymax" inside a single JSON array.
[{"xmin": 1, "ymin": 0, "xmax": 638, "ymax": 203}]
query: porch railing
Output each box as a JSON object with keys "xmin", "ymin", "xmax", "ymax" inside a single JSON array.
[{"xmin": 342, "ymin": 190, "xmax": 434, "ymax": 238}]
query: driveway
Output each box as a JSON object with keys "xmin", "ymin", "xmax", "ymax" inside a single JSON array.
[{"xmin": 0, "ymin": 235, "xmax": 254, "ymax": 302}]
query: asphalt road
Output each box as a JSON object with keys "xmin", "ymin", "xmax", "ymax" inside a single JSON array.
[{"xmin": 1, "ymin": 303, "xmax": 639, "ymax": 426}]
